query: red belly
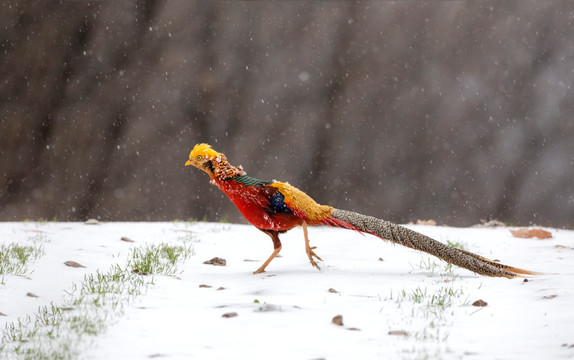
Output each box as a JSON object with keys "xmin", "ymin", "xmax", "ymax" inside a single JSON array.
[{"xmin": 214, "ymin": 179, "xmax": 301, "ymax": 231}]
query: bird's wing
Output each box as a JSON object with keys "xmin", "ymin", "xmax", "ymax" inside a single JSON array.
[{"xmin": 268, "ymin": 181, "xmax": 333, "ymax": 223}]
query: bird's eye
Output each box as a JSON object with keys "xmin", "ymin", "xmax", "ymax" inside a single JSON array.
[{"xmin": 196, "ymin": 155, "xmax": 202, "ymax": 161}]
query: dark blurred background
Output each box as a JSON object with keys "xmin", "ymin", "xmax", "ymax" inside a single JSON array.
[{"xmin": 1, "ymin": 1, "xmax": 573, "ymax": 227}]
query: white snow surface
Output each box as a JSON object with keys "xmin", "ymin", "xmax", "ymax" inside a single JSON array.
[{"xmin": 1, "ymin": 221, "xmax": 573, "ymax": 359}]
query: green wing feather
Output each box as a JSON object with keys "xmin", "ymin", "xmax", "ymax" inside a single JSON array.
[{"xmin": 232, "ymin": 175, "xmax": 271, "ymax": 187}]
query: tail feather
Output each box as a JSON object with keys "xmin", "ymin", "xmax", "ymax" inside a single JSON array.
[
  {"xmin": 319, "ymin": 215, "xmax": 361, "ymax": 232},
  {"xmin": 329, "ymin": 208, "xmax": 535, "ymax": 279},
  {"xmin": 455, "ymin": 248, "xmax": 540, "ymax": 276}
]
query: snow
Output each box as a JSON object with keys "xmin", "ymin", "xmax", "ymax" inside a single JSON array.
[{"xmin": 1, "ymin": 221, "xmax": 573, "ymax": 359}]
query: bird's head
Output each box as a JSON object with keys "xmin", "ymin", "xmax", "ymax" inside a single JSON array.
[
  {"xmin": 185, "ymin": 143, "xmax": 246, "ymax": 179},
  {"xmin": 185, "ymin": 143, "xmax": 222, "ymax": 178}
]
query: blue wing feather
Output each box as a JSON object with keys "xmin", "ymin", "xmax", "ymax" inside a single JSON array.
[{"xmin": 268, "ymin": 189, "xmax": 292, "ymax": 214}]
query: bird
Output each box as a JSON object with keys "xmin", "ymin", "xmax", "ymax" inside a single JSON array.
[{"xmin": 185, "ymin": 143, "xmax": 536, "ymax": 278}]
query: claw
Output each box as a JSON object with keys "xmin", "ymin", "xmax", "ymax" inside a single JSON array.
[
  {"xmin": 303, "ymin": 222, "xmax": 323, "ymax": 270},
  {"xmin": 306, "ymin": 246, "xmax": 323, "ymax": 269}
]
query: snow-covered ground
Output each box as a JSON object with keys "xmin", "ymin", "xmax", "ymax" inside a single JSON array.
[{"xmin": 0, "ymin": 221, "xmax": 573, "ymax": 359}]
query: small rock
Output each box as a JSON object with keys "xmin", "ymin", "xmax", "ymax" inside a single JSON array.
[
  {"xmin": 222, "ymin": 312, "xmax": 238, "ymax": 318},
  {"xmin": 348, "ymin": 327, "xmax": 361, "ymax": 331},
  {"xmin": 84, "ymin": 219, "xmax": 101, "ymax": 225},
  {"xmin": 388, "ymin": 330, "xmax": 408, "ymax": 336},
  {"xmin": 523, "ymin": 279, "xmax": 529, "ymax": 283},
  {"xmin": 203, "ymin": 257, "xmax": 226, "ymax": 266},
  {"xmin": 378, "ymin": 257, "xmax": 384, "ymax": 261},
  {"xmin": 120, "ymin": 236, "xmax": 135, "ymax": 242},
  {"xmin": 199, "ymin": 284, "xmax": 212, "ymax": 288},
  {"xmin": 332, "ymin": 315, "xmax": 344, "ymax": 326},
  {"xmin": 217, "ymin": 287, "xmax": 225, "ymax": 291},
  {"xmin": 543, "ymin": 294, "xmax": 558, "ymax": 300},
  {"xmin": 26, "ymin": 292, "xmax": 39, "ymax": 298},
  {"xmin": 64, "ymin": 261, "xmax": 86, "ymax": 268},
  {"xmin": 328, "ymin": 288, "xmax": 339, "ymax": 293},
  {"xmin": 472, "ymin": 299, "xmax": 488, "ymax": 307}
]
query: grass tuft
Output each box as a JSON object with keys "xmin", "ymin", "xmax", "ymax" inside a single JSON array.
[
  {"xmin": 1, "ymin": 234, "xmax": 197, "ymax": 360},
  {"xmin": 0, "ymin": 242, "xmax": 45, "ymax": 282},
  {"xmin": 128, "ymin": 242, "xmax": 194, "ymax": 276}
]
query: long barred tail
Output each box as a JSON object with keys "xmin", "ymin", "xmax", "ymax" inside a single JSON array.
[{"xmin": 329, "ymin": 208, "xmax": 537, "ymax": 279}]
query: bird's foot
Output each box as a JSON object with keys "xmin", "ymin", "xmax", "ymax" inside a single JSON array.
[
  {"xmin": 253, "ymin": 267, "xmax": 266, "ymax": 274},
  {"xmin": 302, "ymin": 221, "xmax": 322, "ymax": 270},
  {"xmin": 253, "ymin": 245, "xmax": 282, "ymax": 274},
  {"xmin": 306, "ymin": 244, "xmax": 323, "ymax": 270}
]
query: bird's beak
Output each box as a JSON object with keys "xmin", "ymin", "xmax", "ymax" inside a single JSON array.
[{"xmin": 185, "ymin": 159, "xmax": 193, "ymax": 166}]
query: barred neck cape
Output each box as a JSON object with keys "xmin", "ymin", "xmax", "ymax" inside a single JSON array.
[{"xmin": 185, "ymin": 143, "xmax": 538, "ymax": 278}]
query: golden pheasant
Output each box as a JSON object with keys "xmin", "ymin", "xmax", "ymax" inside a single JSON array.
[{"xmin": 185, "ymin": 143, "xmax": 535, "ymax": 278}]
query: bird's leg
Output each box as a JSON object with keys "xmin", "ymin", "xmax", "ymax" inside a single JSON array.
[
  {"xmin": 303, "ymin": 221, "xmax": 322, "ymax": 269},
  {"xmin": 254, "ymin": 229, "xmax": 282, "ymax": 274}
]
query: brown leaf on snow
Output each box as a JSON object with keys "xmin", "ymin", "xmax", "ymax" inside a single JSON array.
[
  {"xmin": 388, "ymin": 330, "xmax": 409, "ymax": 336},
  {"xmin": 64, "ymin": 261, "xmax": 86, "ymax": 268},
  {"xmin": 472, "ymin": 299, "xmax": 488, "ymax": 307},
  {"xmin": 203, "ymin": 257, "xmax": 226, "ymax": 266},
  {"xmin": 510, "ymin": 228, "xmax": 552, "ymax": 239},
  {"xmin": 332, "ymin": 315, "xmax": 344, "ymax": 326}
]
